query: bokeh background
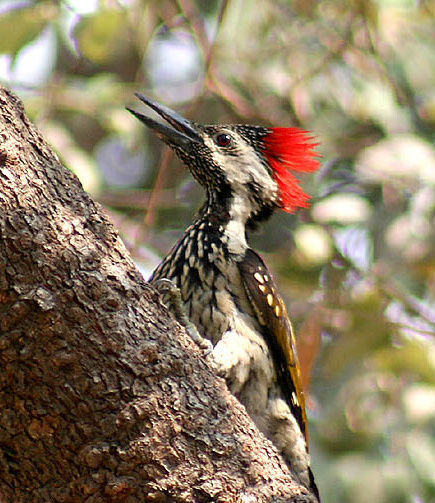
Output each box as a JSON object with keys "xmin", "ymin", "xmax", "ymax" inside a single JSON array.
[{"xmin": 1, "ymin": 1, "xmax": 434, "ymax": 501}]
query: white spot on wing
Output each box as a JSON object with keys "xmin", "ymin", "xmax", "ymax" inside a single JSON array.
[
  {"xmin": 254, "ymin": 272, "xmax": 264, "ymax": 284},
  {"xmin": 291, "ymin": 391, "xmax": 299, "ymax": 406}
]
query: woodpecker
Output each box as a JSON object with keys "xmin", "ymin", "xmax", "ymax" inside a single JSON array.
[{"xmin": 128, "ymin": 94, "xmax": 321, "ymax": 500}]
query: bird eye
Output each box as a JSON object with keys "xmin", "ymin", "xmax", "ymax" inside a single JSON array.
[{"xmin": 215, "ymin": 133, "xmax": 231, "ymax": 147}]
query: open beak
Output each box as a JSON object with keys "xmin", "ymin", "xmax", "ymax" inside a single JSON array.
[{"xmin": 126, "ymin": 93, "xmax": 203, "ymax": 148}]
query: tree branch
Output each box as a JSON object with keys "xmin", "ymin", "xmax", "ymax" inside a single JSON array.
[{"xmin": 0, "ymin": 85, "xmax": 315, "ymax": 502}]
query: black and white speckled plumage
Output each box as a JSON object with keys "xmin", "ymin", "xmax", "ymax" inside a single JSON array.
[
  {"xmin": 129, "ymin": 94, "xmax": 320, "ymax": 500},
  {"xmin": 150, "ymin": 200, "xmax": 313, "ymax": 492}
]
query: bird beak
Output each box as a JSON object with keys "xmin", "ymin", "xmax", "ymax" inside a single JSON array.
[{"xmin": 126, "ymin": 93, "xmax": 203, "ymax": 148}]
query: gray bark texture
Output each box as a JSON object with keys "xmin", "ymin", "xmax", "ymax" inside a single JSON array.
[{"xmin": 0, "ymin": 85, "xmax": 316, "ymax": 503}]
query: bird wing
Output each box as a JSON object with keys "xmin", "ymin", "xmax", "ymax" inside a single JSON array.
[{"xmin": 238, "ymin": 248, "xmax": 308, "ymax": 444}]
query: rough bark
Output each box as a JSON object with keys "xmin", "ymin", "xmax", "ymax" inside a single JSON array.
[{"xmin": 0, "ymin": 85, "xmax": 316, "ymax": 503}]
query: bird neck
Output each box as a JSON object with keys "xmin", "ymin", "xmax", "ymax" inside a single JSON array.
[{"xmin": 196, "ymin": 188, "xmax": 250, "ymax": 256}]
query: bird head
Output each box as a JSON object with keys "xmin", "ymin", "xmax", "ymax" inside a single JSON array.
[{"xmin": 127, "ymin": 94, "xmax": 320, "ymax": 223}]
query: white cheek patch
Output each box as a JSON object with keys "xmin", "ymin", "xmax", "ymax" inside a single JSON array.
[
  {"xmin": 202, "ymin": 131, "xmax": 279, "ymax": 255},
  {"xmin": 203, "ymin": 132, "xmax": 278, "ymax": 212}
]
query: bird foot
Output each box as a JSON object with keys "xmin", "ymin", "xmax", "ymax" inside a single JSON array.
[{"xmin": 152, "ymin": 278, "xmax": 213, "ymax": 355}]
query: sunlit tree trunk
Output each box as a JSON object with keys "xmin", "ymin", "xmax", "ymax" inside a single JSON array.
[{"xmin": 0, "ymin": 86, "xmax": 317, "ymax": 503}]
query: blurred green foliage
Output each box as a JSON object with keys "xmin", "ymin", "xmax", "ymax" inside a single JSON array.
[{"xmin": 1, "ymin": 0, "xmax": 433, "ymax": 501}]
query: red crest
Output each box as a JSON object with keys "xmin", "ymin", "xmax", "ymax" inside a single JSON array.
[{"xmin": 263, "ymin": 128, "xmax": 320, "ymax": 212}]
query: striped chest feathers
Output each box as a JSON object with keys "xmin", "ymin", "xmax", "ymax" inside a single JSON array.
[{"xmin": 151, "ymin": 221, "xmax": 264, "ymax": 347}]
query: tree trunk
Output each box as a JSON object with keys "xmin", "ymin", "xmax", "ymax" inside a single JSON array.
[{"xmin": 0, "ymin": 85, "xmax": 316, "ymax": 503}]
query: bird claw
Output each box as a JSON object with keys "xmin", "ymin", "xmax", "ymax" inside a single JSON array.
[
  {"xmin": 152, "ymin": 278, "xmax": 213, "ymax": 356},
  {"xmin": 186, "ymin": 326, "xmax": 214, "ymax": 355},
  {"xmin": 152, "ymin": 278, "xmax": 175, "ymax": 294}
]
